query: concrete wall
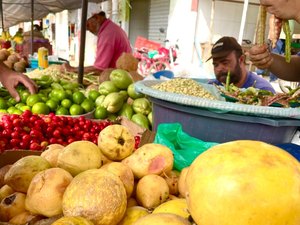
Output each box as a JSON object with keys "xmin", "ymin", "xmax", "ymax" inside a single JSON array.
[
  {"xmin": 128, "ymin": 0, "xmax": 150, "ymax": 47},
  {"xmin": 165, "ymin": 0, "xmax": 262, "ymax": 77}
]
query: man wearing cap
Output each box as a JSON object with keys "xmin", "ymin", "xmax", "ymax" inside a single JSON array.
[{"xmin": 207, "ymin": 36, "xmax": 275, "ymax": 93}]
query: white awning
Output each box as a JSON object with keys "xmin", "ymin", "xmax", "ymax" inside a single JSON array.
[{"xmin": 0, "ymin": 0, "xmax": 105, "ymax": 29}]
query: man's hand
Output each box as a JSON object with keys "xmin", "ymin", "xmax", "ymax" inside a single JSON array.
[
  {"xmin": 1, "ymin": 72, "xmax": 38, "ymax": 102},
  {"xmin": 249, "ymin": 44, "xmax": 273, "ymax": 69}
]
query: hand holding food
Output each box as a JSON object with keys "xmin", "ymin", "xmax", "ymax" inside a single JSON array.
[
  {"xmin": 249, "ymin": 44, "xmax": 273, "ymax": 69},
  {"xmin": 0, "ymin": 65, "xmax": 38, "ymax": 102}
]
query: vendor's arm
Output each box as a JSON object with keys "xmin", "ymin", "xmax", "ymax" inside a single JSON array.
[
  {"xmin": 0, "ymin": 63, "xmax": 38, "ymax": 101},
  {"xmin": 260, "ymin": 0, "xmax": 300, "ymax": 23},
  {"xmin": 62, "ymin": 63, "xmax": 103, "ymax": 75},
  {"xmin": 249, "ymin": 44, "xmax": 300, "ymax": 82}
]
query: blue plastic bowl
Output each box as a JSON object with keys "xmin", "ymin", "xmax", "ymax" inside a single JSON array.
[
  {"xmin": 275, "ymin": 143, "xmax": 300, "ymax": 162},
  {"xmin": 153, "ymin": 70, "xmax": 174, "ymax": 79}
]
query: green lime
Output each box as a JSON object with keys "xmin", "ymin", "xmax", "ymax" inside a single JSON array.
[
  {"xmin": 20, "ymin": 90, "xmax": 30, "ymax": 104},
  {"xmin": 38, "ymin": 92, "xmax": 47, "ymax": 98},
  {"xmin": 19, "ymin": 105, "xmax": 31, "ymax": 112},
  {"xmin": 46, "ymin": 99, "xmax": 59, "ymax": 111},
  {"xmin": 55, "ymin": 89, "xmax": 67, "ymax": 101},
  {"xmin": 26, "ymin": 94, "xmax": 43, "ymax": 107},
  {"xmin": 61, "ymin": 99, "xmax": 72, "ymax": 109},
  {"xmin": 15, "ymin": 102, "xmax": 26, "ymax": 109},
  {"xmin": 7, "ymin": 106, "xmax": 17, "ymax": 114},
  {"xmin": 55, "ymin": 107, "xmax": 70, "ymax": 115},
  {"xmin": 49, "ymin": 96, "xmax": 60, "ymax": 103},
  {"xmin": 39, "ymin": 88, "xmax": 52, "ymax": 96},
  {"xmin": 88, "ymin": 90, "xmax": 101, "ymax": 101},
  {"xmin": 69, "ymin": 104, "xmax": 84, "ymax": 115},
  {"xmin": 94, "ymin": 106, "xmax": 108, "ymax": 119},
  {"xmin": 40, "ymin": 75, "xmax": 52, "ymax": 81},
  {"xmin": 49, "ymin": 89, "xmax": 60, "ymax": 99},
  {"xmin": 81, "ymin": 99, "xmax": 95, "ymax": 113},
  {"xmin": 0, "ymin": 109, "xmax": 7, "ymax": 113},
  {"xmin": 11, "ymin": 108, "xmax": 22, "ymax": 115},
  {"xmin": 65, "ymin": 90, "xmax": 73, "ymax": 99},
  {"xmin": 8, "ymin": 97, "xmax": 18, "ymax": 106},
  {"xmin": 72, "ymin": 91, "xmax": 86, "ymax": 104},
  {"xmin": 41, "ymin": 96, "xmax": 48, "ymax": 102},
  {"xmin": 0, "ymin": 97, "xmax": 8, "ymax": 109},
  {"xmin": 31, "ymin": 102, "xmax": 50, "ymax": 115}
]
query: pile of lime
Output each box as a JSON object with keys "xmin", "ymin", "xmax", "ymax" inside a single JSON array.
[
  {"xmin": 0, "ymin": 69, "xmax": 153, "ymax": 130},
  {"xmin": 0, "ymin": 75, "xmax": 95, "ymax": 116}
]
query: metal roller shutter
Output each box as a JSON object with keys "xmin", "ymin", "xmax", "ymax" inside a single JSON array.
[{"xmin": 148, "ymin": 0, "xmax": 170, "ymax": 45}]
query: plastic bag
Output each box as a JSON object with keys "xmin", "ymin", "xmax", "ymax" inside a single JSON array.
[{"xmin": 154, "ymin": 123, "xmax": 218, "ymax": 171}]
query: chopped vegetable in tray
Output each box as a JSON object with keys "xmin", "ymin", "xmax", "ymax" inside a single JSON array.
[{"xmin": 215, "ymin": 83, "xmax": 300, "ymax": 108}]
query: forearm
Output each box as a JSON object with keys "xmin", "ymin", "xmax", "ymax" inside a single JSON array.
[
  {"xmin": 268, "ymin": 54, "xmax": 300, "ymax": 81},
  {"xmin": 82, "ymin": 66, "xmax": 103, "ymax": 74},
  {"xmin": 68, "ymin": 65, "xmax": 102, "ymax": 75}
]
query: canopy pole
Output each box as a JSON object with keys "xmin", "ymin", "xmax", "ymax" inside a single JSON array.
[
  {"xmin": 78, "ymin": 0, "xmax": 88, "ymax": 85},
  {"xmin": 238, "ymin": 0, "xmax": 248, "ymax": 44},
  {"xmin": 31, "ymin": 0, "xmax": 34, "ymax": 55},
  {"xmin": 209, "ymin": 0, "xmax": 215, "ymax": 44},
  {"xmin": 0, "ymin": 0, "xmax": 4, "ymax": 31}
]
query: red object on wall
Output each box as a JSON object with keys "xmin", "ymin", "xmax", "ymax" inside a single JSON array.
[
  {"xmin": 134, "ymin": 36, "xmax": 161, "ymax": 51},
  {"xmin": 191, "ymin": 0, "xmax": 198, "ymax": 12}
]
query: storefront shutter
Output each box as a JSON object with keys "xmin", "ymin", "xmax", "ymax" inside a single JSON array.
[{"xmin": 148, "ymin": 0, "xmax": 170, "ymax": 45}]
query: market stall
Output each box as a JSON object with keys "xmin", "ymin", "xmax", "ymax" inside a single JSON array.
[
  {"xmin": 0, "ymin": 1, "xmax": 300, "ymax": 225},
  {"xmin": 0, "ymin": 0, "xmax": 107, "ymax": 83}
]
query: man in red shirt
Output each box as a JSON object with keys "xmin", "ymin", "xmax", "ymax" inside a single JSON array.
[{"xmin": 63, "ymin": 11, "xmax": 132, "ymax": 74}]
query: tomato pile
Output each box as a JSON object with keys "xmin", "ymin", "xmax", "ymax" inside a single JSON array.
[{"xmin": 0, "ymin": 110, "xmax": 115, "ymax": 152}]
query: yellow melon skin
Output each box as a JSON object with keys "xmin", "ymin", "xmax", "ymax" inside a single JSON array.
[
  {"xmin": 132, "ymin": 213, "xmax": 191, "ymax": 225},
  {"xmin": 62, "ymin": 169, "xmax": 127, "ymax": 225},
  {"xmin": 186, "ymin": 140, "xmax": 300, "ymax": 225},
  {"xmin": 52, "ymin": 216, "xmax": 94, "ymax": 225},
  {"xmin": 152, "ymin": 199, "xmax": 190, "ymax": 219}
]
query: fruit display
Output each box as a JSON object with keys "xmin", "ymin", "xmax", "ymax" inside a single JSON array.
[
  {"xmin": 93, "ymin": 68, "xmax": 153, "ymax": 129},
  {"xmin": 0, "ymin": 111, "xmax": 114, "ymax": 152},
  {"xmin": 0, "ymin": 66, "xmax": 152, "ymax": 130},
  {"xmin": 0, "ymin": 125, "xmax": 187, "ymax": 225},
  {"xmin": 0, "ymin": 49, "xmax": 28, "ymax": 72},
  {"xmin": 0, "ymin": 75, "xmax": 96, "ymax": 117},
  {"xmin": 1, "ymin": 129, "xmax": 300, "ymax": 225}
]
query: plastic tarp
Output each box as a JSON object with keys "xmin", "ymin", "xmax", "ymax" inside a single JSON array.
[{"xmin": 0, "ymin": 0, "xmax": 104, "ymax": 29}]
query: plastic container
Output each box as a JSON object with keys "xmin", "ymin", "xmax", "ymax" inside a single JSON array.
[
  {"xmin": 149, "ymin": 97, "xmax": 300, "ymax": 144},
  {"xmin": 153, "ymin": 70, "xmax": 174, "ymax": 79},
  {"xmin": 29, "ymin": 59, "xmax": 64, "ymax": 69},
  {"xmin": 275, "ymin": 143, "xmax": 300, "ymax": 161},
  {"xmin": 38, "ymin": 47, "xmax": 49, "ymax": 69}
]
